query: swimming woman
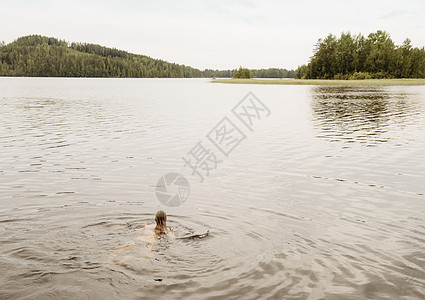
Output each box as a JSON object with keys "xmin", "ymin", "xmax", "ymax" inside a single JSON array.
[
  {"xmin": 107, "ymin": 211, "xmax": 174, "ymax": 266},
  {"xmin": 154, "ymin": 210, "xmax": 172, "ymax": 235}
]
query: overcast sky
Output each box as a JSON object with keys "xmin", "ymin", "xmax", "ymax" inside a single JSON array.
[{"xmin": 1, "ymin": 0, "xmax": 424, "ymax": 70}]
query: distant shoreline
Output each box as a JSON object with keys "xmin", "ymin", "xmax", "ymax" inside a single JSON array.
[{"xmin": 212, "ymin": 78, "xmax": 425, "ymax": 86}]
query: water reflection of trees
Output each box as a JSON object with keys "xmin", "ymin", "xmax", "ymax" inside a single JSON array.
[{"xmin": 310, "ymin": 86, "xmax": 422, "ymax": 147}]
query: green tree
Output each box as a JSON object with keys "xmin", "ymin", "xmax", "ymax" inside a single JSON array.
[
  {"xmin": 303, "ymin": 30, "xmax": 425, "ymax": 79},
  {"xmin": 233, "ymin": 66, "xmax": 252, "ymax": 79},
  {"xmin": 295, "ymin": 64, "xmax": 308, "ymax": 79}
]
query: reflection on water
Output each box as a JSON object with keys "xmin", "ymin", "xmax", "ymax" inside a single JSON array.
[
  {"xmin": 311, "ymin": 86, "xmax": 424, "ymax": 147},
  {"xmin": 0, "ymin": 78, "xmax": 424, "ymax": 299}
]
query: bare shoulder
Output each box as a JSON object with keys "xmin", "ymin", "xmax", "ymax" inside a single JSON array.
[{"xmin": 142, "ymin": 224, "xmax": 156, "ymax": 231}]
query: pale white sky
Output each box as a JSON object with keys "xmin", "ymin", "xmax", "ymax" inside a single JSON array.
[{"xmin": 1, "ymin": 0, "xmax": 424, "ymax": 70}]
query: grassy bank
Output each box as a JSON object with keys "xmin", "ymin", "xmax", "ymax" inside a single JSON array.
[{"xmin": 212, "ymin": 78, "xmax": 425, "ymax": 86}]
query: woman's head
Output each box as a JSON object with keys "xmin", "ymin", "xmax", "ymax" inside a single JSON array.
[{"xmin": 155, "ymin": 210, "xmax": 167, "ymax": 227}]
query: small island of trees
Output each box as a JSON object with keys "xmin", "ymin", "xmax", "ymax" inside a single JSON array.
[
  {"xmin": 296, "ymin": 30, "xmax": 425, "ymax": 79},
  {"xmin": 233, "ymin": 66, "xmax": 252, "ymax": 79}
]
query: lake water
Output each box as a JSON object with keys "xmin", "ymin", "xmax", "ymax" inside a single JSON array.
[{"xmin": 0, "ymin": 78, "xmax": 424, "ymax": 299}]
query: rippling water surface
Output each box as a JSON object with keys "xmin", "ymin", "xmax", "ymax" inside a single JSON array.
[{"xmin": 0, "ymin": 78, "xmax": 424, "ymax": 299}]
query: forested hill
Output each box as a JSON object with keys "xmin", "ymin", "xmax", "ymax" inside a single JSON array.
[
  {"xmin": 0, "ymin": 35, "xmax": 295, "ymax": 78},
  {"xmin": 0, "ymin": 35, "xmax": 205, "ymax": 77}
]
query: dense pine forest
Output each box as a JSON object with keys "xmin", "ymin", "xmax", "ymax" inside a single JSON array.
[
  {"xmin": 0, "ymin": 35, "xmax": 202, "ymax": 77},
  {"xmin": 296, "ymin": 30, "xmax": 425, "ymax": 79},
  {"xmin": 0, "ymin": 35, "xmax": 295, "ymax": 78},
  {"xmin": 2, "ymin": 32, "xmax": 424, "ymax": 80}
]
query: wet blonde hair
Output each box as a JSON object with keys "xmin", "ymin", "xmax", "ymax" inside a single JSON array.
[{"xmin": 155, "ymin": 210, "xmax": 167, "ymax": 228}]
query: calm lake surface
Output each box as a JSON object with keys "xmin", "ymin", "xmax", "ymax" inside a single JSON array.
[{"xmin": 0, "ymin": 78, "xmax": 424, "ymax": 299}]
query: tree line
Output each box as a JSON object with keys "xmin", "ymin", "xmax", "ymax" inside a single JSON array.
[
  {"xmin": 0, "ymin": 35, "xmax": 203, "ymax": 77},
  {"xmin": 296, "ymin": 30, "xmax": 425, "ymax": 79},
  {"xmin": 251, "ymin": 68, "xmax": 295, "ymax": 78},
  {"xmin": 0, "ymin": 35, "xmax": 295, "ymax": 78}
]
